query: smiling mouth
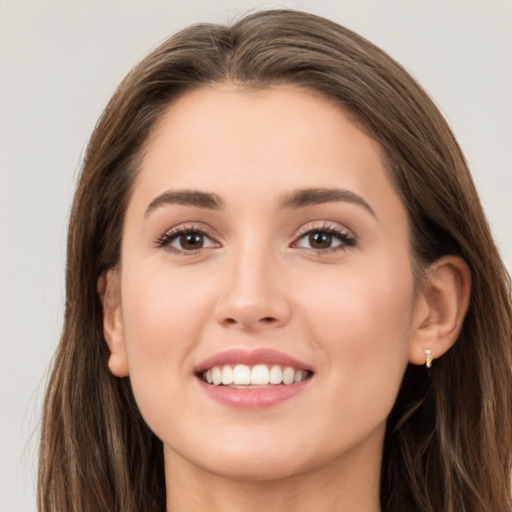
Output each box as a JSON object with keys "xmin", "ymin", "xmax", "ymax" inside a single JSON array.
[{"xmin": 199, "ymin": 364, "xmax": 314, "ymax": 387}]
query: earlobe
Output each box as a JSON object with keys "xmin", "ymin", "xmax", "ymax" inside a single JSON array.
[
  {"xmin": 97, "ymin": 269, "xmax": 129, "ymax": 377},
  {"xmin": 409, "ymin": 256, "xmax": 471, "ymax": 366}
]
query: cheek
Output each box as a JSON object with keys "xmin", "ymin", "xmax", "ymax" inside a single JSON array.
[
  {"xmin": 299, "ymin": 261, "xmax": 415, "ymax": 412},
  {"xmin": 122, "ymin": 259, "xmax": 212, "ymax": 342},
  {"xmin": 119, "ymin": 263, "xmax": 213, "ymax": 407},
  {"xmin": 303, "ymin": 258, "xmax": 415, "ymax": 338}
]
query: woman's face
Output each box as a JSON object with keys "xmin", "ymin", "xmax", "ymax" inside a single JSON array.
[{"xmin": 111, "ymin": 85, "xmax": 425, "ymax": 481}]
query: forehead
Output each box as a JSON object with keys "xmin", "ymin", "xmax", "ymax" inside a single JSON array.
[{"xmin": 130, "ymin": 84, "xmax": 406, "ymax": 226}]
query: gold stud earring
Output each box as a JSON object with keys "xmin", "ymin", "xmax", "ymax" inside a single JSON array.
[{"xmin": 423, "ymin": 349, "xmax": 433, "ymax": 368}]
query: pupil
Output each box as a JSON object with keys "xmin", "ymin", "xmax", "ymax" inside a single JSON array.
[
  {"xmin": 310, "ymin": 232, "xmax": 331, "ymax": 249},
  {"xmin": 181, "ymin": 233, "xmax": 203, "ymax": 250}
]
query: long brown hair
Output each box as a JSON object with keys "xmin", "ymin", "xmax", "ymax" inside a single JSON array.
[{"xmin": 38, "ymin": 9, "xmax": 512, "ymax": 512}]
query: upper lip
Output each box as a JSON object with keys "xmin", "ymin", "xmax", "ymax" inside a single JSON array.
[{"xmin": 195, "ymin": 348, "xmax": 313, "ymax": 373}]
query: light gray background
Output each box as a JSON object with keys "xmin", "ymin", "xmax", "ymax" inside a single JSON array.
[{"xmin": 1, "ymin": 1, "xmax": 511, "ymax": 511}]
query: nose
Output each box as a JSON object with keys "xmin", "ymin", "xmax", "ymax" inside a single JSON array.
[{"xmin": 214, "ymin": 246, "xmax": 291, "ymax": 331}]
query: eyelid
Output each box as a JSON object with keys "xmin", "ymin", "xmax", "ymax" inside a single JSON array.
[
  {"xmin": 290, "ymin": 222, "xmax": 357, "ymax": 252},
  {"xmin": 154, "ymin": 220, "xmax": 356, "ymax": 256},
  {"xmin": 155, "ymin": 223, "xmax": 221, "ymax": 254}
]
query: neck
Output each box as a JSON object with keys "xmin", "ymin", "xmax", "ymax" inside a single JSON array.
[{"xmin": 164, "ymin": 430, "xmax": 383, "ymax": 512}]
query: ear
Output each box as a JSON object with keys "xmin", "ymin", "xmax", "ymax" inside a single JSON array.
[
  {"xmin": 409, "ymin": 255, "xmax": 471, "ymax": 366},
  {"xmin": 97, "ymin": 268, "xmax": 129, "ymax": 377}
]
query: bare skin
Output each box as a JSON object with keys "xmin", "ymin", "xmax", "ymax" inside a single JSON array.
[
  {"xmin": 101, "ymin": 85, "xmax": 471, "ymax": 512},
  {"xmin": 165, "ymin": 437, "xmax": 381, "ymax": 512}
]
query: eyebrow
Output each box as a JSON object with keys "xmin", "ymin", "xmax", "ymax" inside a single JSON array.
[
  {"xmin": 145, "ymin": 190, "xmax": 223, "ymax": 217},
  {"xmin": 145, "ymin": 186, "xmax": 375, "ymax": 218},
  {"xmin": 279, "ymin": 187, "xmax": 376, "ymax": 217}
]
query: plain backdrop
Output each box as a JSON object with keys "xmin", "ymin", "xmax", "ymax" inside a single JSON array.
[{"xmin": 1, "ymin": 1, "xmax": 511, "ymax": 511}]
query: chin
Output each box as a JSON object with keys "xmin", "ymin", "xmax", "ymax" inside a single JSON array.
[
  {"xmin": 166, "ymin": 432, "xmax": 315, "ymax": 483},
  {"xmin": 199, "ymin": 454, "xmax": 308, "ymax": 483}
]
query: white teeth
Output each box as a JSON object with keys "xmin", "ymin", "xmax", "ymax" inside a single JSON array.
[
  {"xmin": 221, "ymin": 365, "xmax": 234, "ymax": 385},
  {"xmin": 212, "ymin": 366, "xmax": 222, "ymax": 385},
  {"xmin": 251, "ymin": 364, "xmax": 269, "ymax": 385},
  {"xmin": 269, "ymin": 365, "xmax": 283, "ymax": 384},
  {"xmin": 202, "ymin": 364, "xmax": 310, "ymax": 387},
  {"xmin": 233, "ymin": 364, "xmax": 251, "ymax": 385},
  {"xmin": 294, "ymin": 370, "xmax": 304, "ymax": 383},
  {"xmin": 282, "ymin": 366, "xmax": 295, "ymax": 385}
]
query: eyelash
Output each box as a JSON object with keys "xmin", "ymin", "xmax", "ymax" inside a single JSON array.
[
  {"xmin": 155, "ymin": 222, "xmax": 357, "ymax": 256},
  {"xmin": 291, "ymin": 223, "xmax": 357, "ymax": 254},
  {"xmin": 155, "ymin": 224, "xmax": 217, "ymax": 255}
]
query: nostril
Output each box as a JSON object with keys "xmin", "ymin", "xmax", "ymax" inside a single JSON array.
[{"xmin": 218, "ymin": 314, "xmax": 283, "ymax": 329}]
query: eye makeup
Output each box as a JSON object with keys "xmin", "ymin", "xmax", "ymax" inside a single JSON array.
[
  {"xmin": 154, "ymin": 220, "xmax": 357, "ymax": 257},
  {"xmin": 291, "ymin": 222, "xmax": 357, "ymax": 254}
]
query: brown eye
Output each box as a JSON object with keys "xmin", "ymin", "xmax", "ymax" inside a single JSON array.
[
  {"xmin": 157, "ymin": 228, "xmax": 218, "ymax": 254},
  {"xmin": 179, "ymin": 233, "xmax": 204, "ymax": 250},
  {"xmin": 293, "ymin": 226, "xmax": 356, "ymax": 253},
  {"xmin": 308, "ymin": 232, "xmax": 332, "ymax": 249}
]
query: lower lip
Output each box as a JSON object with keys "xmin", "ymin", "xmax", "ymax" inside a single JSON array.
[{"xmin": 197, "ymin": 378, "xmax": 310, "ymax": 409}]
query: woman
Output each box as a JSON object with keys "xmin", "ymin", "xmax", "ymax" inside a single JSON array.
[{"xmin": 38, "ymin": 9, "xmax": 512, "ymax": 512}]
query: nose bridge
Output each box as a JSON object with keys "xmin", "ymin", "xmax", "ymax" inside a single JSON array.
[{"xmin": 215, "ymin": 235, "xmax": 290, "ymax": 329}]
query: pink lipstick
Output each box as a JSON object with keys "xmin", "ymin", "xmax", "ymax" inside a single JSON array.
[{"xmin": 195, "ymin": 348, "xmax": 313, "ymax": 409}]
